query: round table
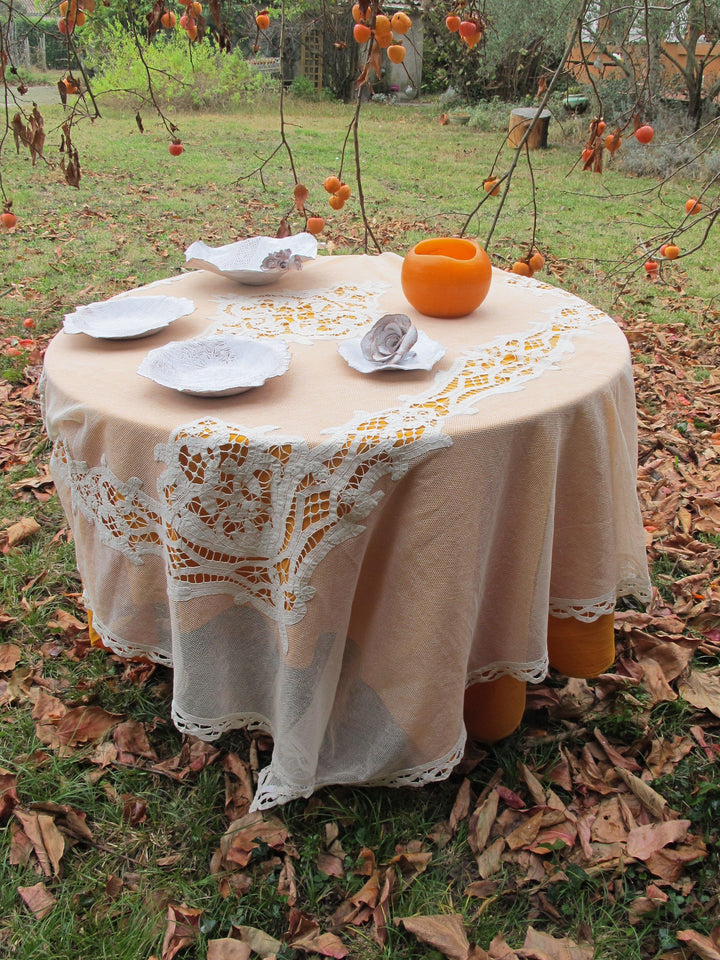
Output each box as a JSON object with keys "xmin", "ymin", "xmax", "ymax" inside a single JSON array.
[{"xmin": 41, "ymin": 252, "xmax": 651, "ymax": 809}]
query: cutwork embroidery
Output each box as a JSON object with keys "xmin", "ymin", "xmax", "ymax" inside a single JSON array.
[{"xmin": 208, "ymin": 281, "xmax": 392, "ymax": 342}]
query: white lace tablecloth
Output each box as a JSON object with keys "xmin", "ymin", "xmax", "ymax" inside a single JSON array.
[{"xmin": 41, "ymin": 253, "xmax": 651, "ymax": 808}]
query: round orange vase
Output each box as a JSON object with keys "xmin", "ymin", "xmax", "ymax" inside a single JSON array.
[{"xmin": 401, "ymin": 237, "xmax": 492, "ymax": 318}]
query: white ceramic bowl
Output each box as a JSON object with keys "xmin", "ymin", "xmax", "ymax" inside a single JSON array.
[
  {"xmin": 137, "ymin": 335, "xmax": 291, "ymax": 397},
  {"xmin": 184, "ymin": 233, "xmax": 318, "ymax": 284},
  {"xmin": 63, "ymin": 296, "xmax": 195, "ymax": 339}
]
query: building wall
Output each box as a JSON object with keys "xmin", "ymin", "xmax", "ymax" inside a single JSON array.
[{"xmin": 568, "ymin": 40, "xmax": 720, "ymax": 89}]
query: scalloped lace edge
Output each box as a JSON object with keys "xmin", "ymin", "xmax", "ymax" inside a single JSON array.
[
  {"xmin": 466, "ymin": 655, "xmax": 549, "ymax": 687},
  {"xmin": 549, "ymin": 576, "xmax": 652, "ymax": 622},
  {"xmin": 249, "ymin": 727, "xmax": 468, "ymax": 810},
  {"xmin": 172, "ymin": 704, "xmax": 273, "ymax": 740},
  {"xmin": 88, "ymin": 606, "xmax": 174, "ymax": 666}
]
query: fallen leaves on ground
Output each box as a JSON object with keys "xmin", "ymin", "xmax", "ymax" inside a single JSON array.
[
  {"xmin": 18, "ymin": 881, "xmax": 57, "ymax": 919},
  {"xmin": 160, "ymin": 903, "xmax": 203, "ymax": 960}
]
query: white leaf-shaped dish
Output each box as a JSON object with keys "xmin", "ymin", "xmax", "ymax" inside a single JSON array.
[
  {"xmin": 184, "ymin": 233, "xmax": 318, "ymax": 284},
  {"xmin": 338, "ymin": 330, "xmax": 446, "ymax": 374},
  {"xmin": 137, "ymin": 335, "xmax": 291, "ymax": 397},
  {"xmin": 63, "ymin": 296, "xmax": 195, "ymax": 340}
]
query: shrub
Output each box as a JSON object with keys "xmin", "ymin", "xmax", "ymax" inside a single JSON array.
[{"xmin": 85, "ymin": 27, "xmax": 271, "ymax": 111}]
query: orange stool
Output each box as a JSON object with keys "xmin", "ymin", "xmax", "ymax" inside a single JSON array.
[
  {"xmin": 463, "ymin": 675, "xmax": 527, "ymax": 743},
  {"xmin": 547, "ymin": 612, "xmax": 615, "ymax": 678}
]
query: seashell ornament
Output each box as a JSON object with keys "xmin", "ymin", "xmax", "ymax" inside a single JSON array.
[{"xmin": 360, "ymin": 313, "xmax": 418, "ymax": 365}]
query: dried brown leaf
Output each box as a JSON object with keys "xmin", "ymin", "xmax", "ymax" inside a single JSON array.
[
  {"xmin": 4, "ymin": 517, "xmax": 40, "ymax": 549},
  {"xmin": 476, "ymin": 837, "xmax": 505, "ymax": 879},
  {"xmin": 679, "ymin": 667, "xmax": 720, "ymax": 718},
  {"xmin": 231, "ymin": 925, "xmax": 282, "ymax": 956},
  {"xmin": 293, "ymin": 182, "xmax": 309, "ymax": 212},
  {"xmin": 468, "ymin": 788, "xmax": 499, "ymax": 855},
  {"xmin": 161, "ymin": 903, "xmax": 203, "ymax": 960},
  {"xmin": 676, "ymin": 930, "xmax": 720, "ymax": 960},
  {"xmin": 18, "ymin": 881, "xmax": 56, "ymax": 919},
  {"xmin": 522, "ymin": 926, "xmax": 594, "ymax": 959},
  {"xmin": 113, "ymin": 720, "xmax": 159, "ymax": 762},
  {"xmin": 14, "ymin": 809, "xmax": 65, "ymax": 876},
  {"xmin": 0, "ymin": 643, "xmax": 21, "ymax": 671},
  {"xmin": 449, "ymin": 778, "xmax": 473, "ymax": 831},
  {"xmin": 0, "ymin": 769, "xmax": 19, "ymax": 822},
  {"xmin": 55, "ymin": 706, "xmax": 122, "ymax": 745},
  {"xmin": 207, "ymin": 940, "xmax": 251, "ymax": 960},
  {"xmin": 395, "ymin": 914, "xmax": 470, "ymax": 960}
]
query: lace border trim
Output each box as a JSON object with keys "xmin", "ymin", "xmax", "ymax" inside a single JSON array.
[
  {"xmin": 88, "ymin": 607, "xmax": 174, "ymax": 667},
  {"xmin": 172, "ymin": 704, "xmax": 273, "ymax": 741},
  {"xmin": 466, "ymin": 655, "xmax": 549, "ymax": 687},
  {"xmin": 549, "ymin": 576, "xmax": 652, "ymax": 622},
  {"xmin": 250, "ymin": 727, "xmax": 468, "ymax": 810}
]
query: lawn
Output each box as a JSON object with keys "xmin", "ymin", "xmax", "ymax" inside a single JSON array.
[{"xmin": 1, "ymin": 92, "xmax": 719, "ymax": 960}]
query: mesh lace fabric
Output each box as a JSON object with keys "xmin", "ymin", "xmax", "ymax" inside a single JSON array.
[{"xmin": 43, "ymin": 256, "xmax": 651, "ymax": 807}]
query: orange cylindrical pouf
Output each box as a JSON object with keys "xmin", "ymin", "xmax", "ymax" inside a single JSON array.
[
  {"xmin": 463, "ymin": 675, "xmax": 527, "ymax": 743},
  {"xmin": 87, "ymin": 609, "xmax": 108, "ymax": 650},
  {"xmin": 547, "ymin": 612, "xmax": 615, "ymax": 678}
]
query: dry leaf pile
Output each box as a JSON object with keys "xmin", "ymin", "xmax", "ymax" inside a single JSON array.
[{"xmin": 1, "ymin": 290, "xmax": 720, "ymax": 958}]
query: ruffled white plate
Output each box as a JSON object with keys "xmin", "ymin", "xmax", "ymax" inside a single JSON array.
[
  {"xmin": 338, "ymin": 330, "xmax": 446, "ymax": 374},
  {"xmin": 184, "ymin": 233, "xmax": 318, "ymax": 285},
  {"xmin": 137, "ymin": 335, "xmax": 291, "ymax": 397},
  {"xmin": 63, "ymin": 296, "xmax": 195, "ymax": 340}
]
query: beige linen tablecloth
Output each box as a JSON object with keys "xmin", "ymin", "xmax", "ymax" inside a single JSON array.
[{"xmin": 41, "ymin": 252, "xmax": 651, "ymax": 808}]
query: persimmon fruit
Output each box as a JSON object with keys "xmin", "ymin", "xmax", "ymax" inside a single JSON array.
[
  {"xmin": 255, "ymin": 10, "xmax": 269, "ymax": 29},
  {"xmin": 353, "ymin": 22, "xmax": 371, "ymax": 43},
  {"xmin": 306, "ymin": 216, "xmax": 324, "ymax": 235},
  {"xmin": 374, "ymin": 14, "xmax": 392, "ymax": 36},
  {"xmin": 664, "ymin": 244, "xmax": 680, "ymax": 259},
  {"xmin": 581, "ymin": 147, "xmax": 593, "ymax": 163},
  {"xmin": 336, "ymin": 183, "xmax": 351, "ymax": 202},
  {"xmin": 685, "ymin": 197, "xmax": 701, "ymax": 215},
  {"xmin": 458, "ymin": 19, "xmax": 478, "ymax": 38},
  {"xmin": 328, "ymin": 195, "xmax": 345, "ymax": 211},
  {"xmin": 644, "ymin": 260, "xmax": 658, "ymax": 273},
  {"xmin": 323, "ymin": 175, "xmax": 341, "ymax": 194},
  {"xmin": 391, "ymin": 11, "xmax": 411, "ymax": 34},
  {"xmin": 511, "ymin": 261, "xmax": 531, "ymax": 276},
  {"xmin": 1, "ymin": 211, "xmax": 17, "ymax": 229},
  {"xmin": 445, "ymin": 14, "xmax": 461, "ymax": 31},
  {"xmin": 483, "ymin": 177, "xmax": 500, "ymax": 196},
  {"xmin": 635, "ymin": 124, "xmax": 654, "ymax": 144},
  {"xmin": 23, "ymin": 317, "xmax": 34, "ymax": 329},
  {"xmin": 169, "ymin": 141, "xmax": 183, "ymax": 156},
  {"xmin": 528, "ymin": 252, "xmax": 545, "ymax": 272},
  {"xmin": 161, "ymin": 10, "xmax": 175, "ymax": 26},
  {"xmin": 351, "ymin": 3, "xmax": 367, "ymax": 23},
  {"xmin": 388, "ymin": 43, "xmax": 406, "ymax": 63},
  {"xmin": 605, "ymin": 133, "xmax": 621, "ymax": 155}
]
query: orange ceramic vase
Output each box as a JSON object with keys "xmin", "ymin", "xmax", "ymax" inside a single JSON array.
[{"xmin": 401, "ymin": 237, "xmax": 492, "ymax": 318}]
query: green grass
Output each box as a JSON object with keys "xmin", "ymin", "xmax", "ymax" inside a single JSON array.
[{"xmin": 1, "ymin": 94, "xmax": 719, "ymax": 960}]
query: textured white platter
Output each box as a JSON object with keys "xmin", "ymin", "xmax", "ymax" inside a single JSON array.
[
  {"xmin": 338, "ymin": 330, "xmax": 446, "ymax": 373},
  {"xmin": 184, "ymin": 233, "xmax": 318, "ymax": 284},
  {"xmin": 137, "ymin": 335, "xmax": 291, "ymax": 397},
  {"xmin": 63, "ymin": 296, "xmax": 195, "ymax": 340}
]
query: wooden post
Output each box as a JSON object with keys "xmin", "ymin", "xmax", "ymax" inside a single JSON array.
[{"xmin": 507, "ymin": 107, "xmax": 552, "ymax": 149}]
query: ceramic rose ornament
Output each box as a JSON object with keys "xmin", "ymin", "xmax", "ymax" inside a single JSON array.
[{"xmin": 360, "ymin": 314, "xmax": 418, "ymax": 365}]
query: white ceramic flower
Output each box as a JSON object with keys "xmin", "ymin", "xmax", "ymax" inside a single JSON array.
[{"xmin": 360, "ymin": 314, "xmax": 418, "ymax": 365}]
